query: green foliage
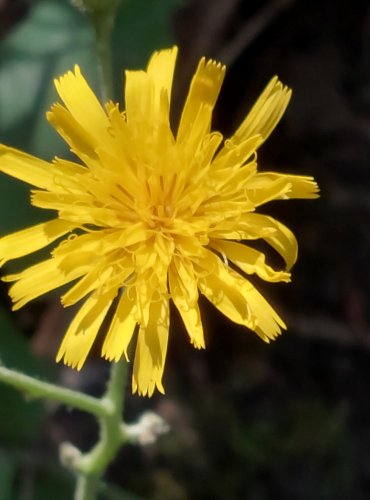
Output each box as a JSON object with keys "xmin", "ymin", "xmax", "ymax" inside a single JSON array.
[
  {"xmin": 0, "ymin": 0, "xmax": 96, "ymax": 158},
  {"xmin": 26, "ymin": 467, "xmax": 74, "ymax": 500},
  {"xmin": 0, "ymin": 308, "xmax": 48, "ymax": 444},
  {"xmin": 113, "ymin": 0, "xmax": 182, "ymax": 70}
]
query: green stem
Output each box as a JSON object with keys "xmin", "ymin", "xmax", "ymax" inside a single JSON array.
[
  {"xmin": 75, "ymin": 474, "xmax": 99, "ymax": 500},
  {"xmin": 0, "ymin": 365, "xmax": 107, "ymax": 418},
  {"xmin": 90, "ymin": 5, "xmax": 118, "ymax": 102},
  {"xmin": 73, "ymin": 361, "xmax": 128, "ymax": 499},
  {"xmin": 0, "ymin": 360, "xmax": 129, "ymax": 499}
]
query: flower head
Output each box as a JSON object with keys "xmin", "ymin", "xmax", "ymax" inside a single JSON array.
[{"xmin": 0, "ymin": 47, "xmax": 318, "ymax": 396}]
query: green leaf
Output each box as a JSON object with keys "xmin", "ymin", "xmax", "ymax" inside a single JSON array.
[
  {"xmin": 0, "ymin": 0, "xmax": 98, "ymax": 156},
  {"xmin": 32, "ymin": 467, "xmax": 74, "ymax": 500},
  {"xmin": 0, "ymin": 307, "xmax": 50, "ymax": 444}
]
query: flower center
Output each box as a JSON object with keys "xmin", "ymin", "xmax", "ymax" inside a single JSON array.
[{"xmin": 147, "ymin": 203, "xmax": 174, "ymax": 229}]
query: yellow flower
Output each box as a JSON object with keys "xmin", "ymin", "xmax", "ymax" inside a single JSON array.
[{"xmin": 0, "ymin": 47, "xmax": 318, "ymax": 396}]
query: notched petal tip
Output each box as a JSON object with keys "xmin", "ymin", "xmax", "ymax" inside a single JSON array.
[
  {"xmin": 269, "ymin": 74, "xmax": 291, "ymax": 93},
  {"xmin": 229, "ymin": 74, "xmax": 292, "ymax": 147},
  {"xmin": 191, "ymin": 340, "xmax": 206, "ymax": 350},
  {"xmin": 56, "ymin": 350, "xmax": 84, "ymax": 372},
  {"xmin": 147, "ymin": 45, "xmax": 178, "ymax": 67},
  {"xmin": 204, "ymin": 58, "xmax": 226, "ymax": 75},
  {"xmin": 131, "ymin": 374, "xmax": 166, "ymax": 398},
  {"xmin": 156, "ymin": 383, "xmax": 165, "ymax": 395},
  {"xmin": 102, "ymin": 350, "xmax": 129, "ymax": 363},
  {"xmin": 255, "ymin": 321, "xmax": 285, "ymax": 344}
]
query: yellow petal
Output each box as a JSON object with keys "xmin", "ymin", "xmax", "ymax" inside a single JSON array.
[
  {"xmin": 30, "ymin": 190, "xmax": 91, "ymax": 211},
  {"xmin": 3, "ymin": 255, "xmax": 88, "ymax": 310},
  {"xmin": 209, "ymin": 213, "xmax": 277, "ymax": 240},
  {"xmin": 0, "ymin": 219, "xmax": 74, "ymax": 266},
  {"xmin": 225, "ymin": 76, "xmax": 291, "ymax": 149},
  {"xmin": 217, "ymin": 213, "xmax": 297, "ymax": 270},
  {"xmin": 262, "ymin": 217, "xmax": 298, "ymax": 271},
  {"xmin": 248, "ymin": 172, "xmax": 320, "ymax": 199},
  {"xmin": 169, "ymin": 259, "xmax": 205, "ymax": 349},
  {"xmin": 124, "ymin": 70, "xmax": 154, "ymax": 126},
  {"xmin": 172, "ymin": 256, "xmax": 198, "ymax": 303},
  {"xmin": 61, "ymin": 250, "xmax": 133, "ymax": 307},
  {"xmin": 211, "ymin": 240, "xmax": 291, "ymax": 283},
  {"xmin": 54, "ymin": 65, "xmax": 111, "ymax": 144},
  {"xmin": 212, "ymin": 135, "xmax": 262, "ymax": 167},
  {"xmin": 197, "ymin": 254, "xmax": 256, "ymax": 329},
  {"xmin": 178, "ymin": 303, "xmax": 204, "ymax": 349},
  {"xmin": 197, "ymin": 250, "xmax": 285, "ymax": 341},
  {"xmin": 177, "ymin": 57, "xmax": 226, "ymax": 149},
  {"xmin": 56, "ymin": 289, "xmax": 116, "ymax": 370},
  {"xmin": 172, "ymin": 297, "xmax": 205, "ymax": 349},
  {"xmin": 4, "ymin": 231, "xmax": 109, "ymax": 310},
  {"xmin": 134, "ymin": 272, "xmax": 159, "ymax": 328},
  {"xmin": 52, "ymin": 157, "xmax": 88, "ymax": 187},
  {"xmin": 61, "ymin": 265, "xmax": 113, "ymax": 307},
  {"xmin": 240, "ymin": 273, "xmax": 286, "ymax": 341},
  {"xmin": 211, "ymin": 214, "xmax": 297, "ymax": 270},
  {"xmin": 211, "ymin": 162, "xmax": 257, "ymax": 198},
  {"xmin": 132, "ymin": 297, "xmax": 169, "ymax": 397},
  {"xmin": 118, "ymin": 222, "xmax": 151, "ymax": 248},
  {"xmin": 102, "ymin": 290, "xmax": 137, "ymax": 362},
  {"xmin": 0, "ymin": 145, "xmax": 55, "ymax": 189},
  {"xmin": 147, "ymin": 46, "xmax": 178, "ymax": 113},
  {"xmin": 52, "ymin": 230, "xmax": 116, "ymax": 261},
  {"xmin": 94, "ymin": 147, "xmax": 140, "ymax": 196},
  {"xmin": 47, "ymin": 104, "xmax": 98, "ymax": 159},
  {"xmin": 246, "ymin": 175, "xmax": 292, "ymax": 207},
  {"xmin": 30, "ymin": 190, "xmax": 123, "ymax": 227}
]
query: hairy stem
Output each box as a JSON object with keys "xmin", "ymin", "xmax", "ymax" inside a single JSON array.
[
  {"xmin": 75, "ymin": 474, "xmax": 100, "ymax": 500},
  {"xmin": 0, "ymin": 365, "xmax": 107, "ymax": 418},
  {"xmin": 89, "ymin": 0, "xmax": 121, "ymax": 102},
  {"xmin": 0, "ymin": 359, "xmax": 129, "ymax": 499},
  {"xmin": 73, "ymin": 361, "xmax": 128, "ymax": 499}
]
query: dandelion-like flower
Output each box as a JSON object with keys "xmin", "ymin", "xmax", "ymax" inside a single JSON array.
[{"xmin": 0, "ymin": 47, "xmax": 318, "ymax": 396}]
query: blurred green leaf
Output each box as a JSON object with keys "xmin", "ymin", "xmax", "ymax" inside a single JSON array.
[
  {"xmin": 113, "ymin": 0, "xmax": 182, "ymax": 70},
  {"xmin": 0, "ymin": 307, "xmax": 50, "ymax": 445},
  {"xmin": 0, "ymin": 179, "xmax": 46, "ymax": 235},
  {"xmin": 0, "ymin": 0, "xmax": 98, "ymax": 156},
  {"xmin": 32, "ymin": 467, "xmax": 74, "ymax": 500}
]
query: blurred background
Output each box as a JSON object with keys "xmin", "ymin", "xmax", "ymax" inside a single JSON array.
[{"xmin": 0, "ymin": 0, "xmax": 370, "ymax": 498}]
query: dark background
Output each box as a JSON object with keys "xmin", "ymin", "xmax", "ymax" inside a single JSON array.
[{"xmin": 0, "ymin": 0, "xmax": 369, "ymax": 498}]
